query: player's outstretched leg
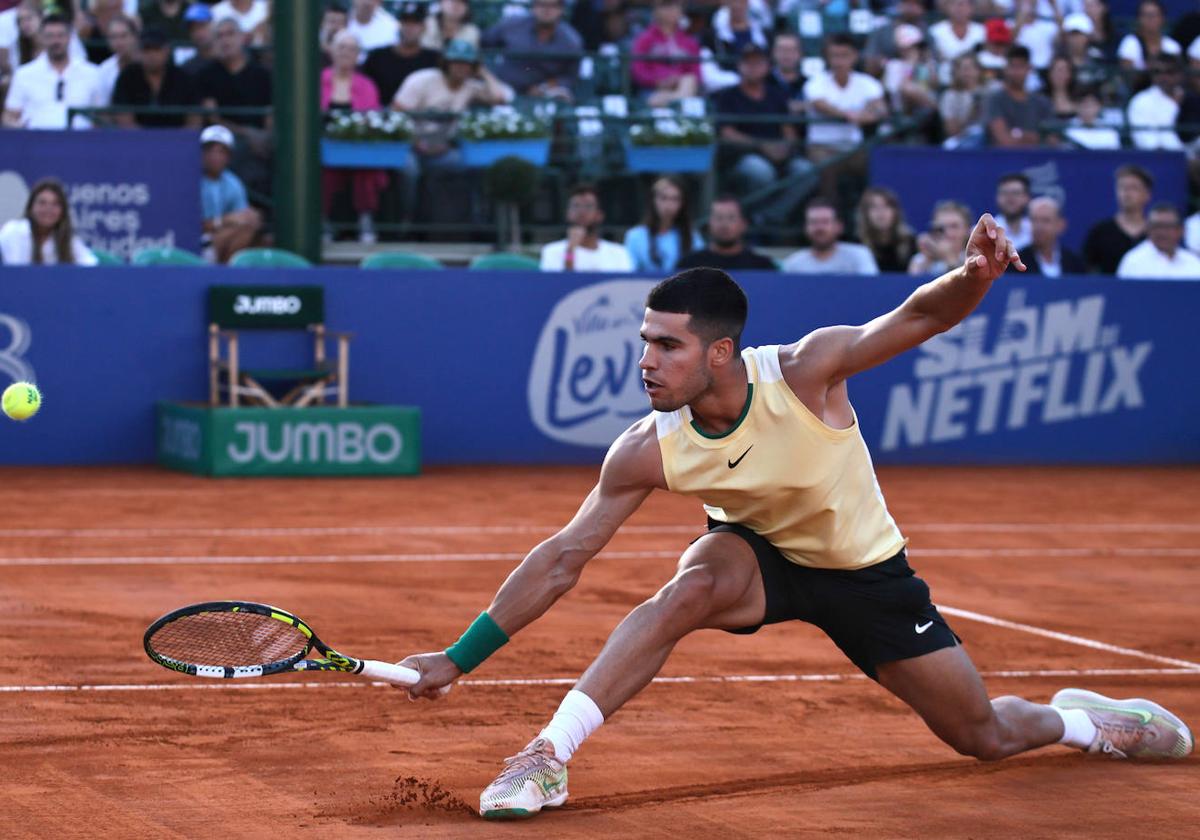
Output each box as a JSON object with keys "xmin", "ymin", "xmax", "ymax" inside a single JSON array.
[
  {"xmin": 479, "ymin": 532, "xmax": 765, "ymax": 819},
  {"xmin": 876, "ymin": 646, "xmax": 1194, "ymax": 762},
  {"xmin": 1050, "ymin": 688, "xmax": 1193, "ymax": 759}
]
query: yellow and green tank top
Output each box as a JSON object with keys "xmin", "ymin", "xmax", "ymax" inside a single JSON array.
[{"xmin": 653, "ymin": 345, "xmax": 907, "ymax": 570}]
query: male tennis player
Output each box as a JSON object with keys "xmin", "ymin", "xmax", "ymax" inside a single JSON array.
[{"xmin": 399, "ymin": 214, "xmax": 1193, "ymax": 819}]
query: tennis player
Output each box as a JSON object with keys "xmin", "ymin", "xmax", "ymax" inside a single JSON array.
[{"xmin": 399, "ymin": 214, "xmax": 1193, "ymax": 819}]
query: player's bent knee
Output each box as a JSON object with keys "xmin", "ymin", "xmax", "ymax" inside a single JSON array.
[{"xmin": 653, "ymin": 567, "xmax": 719, "ymax": 629}]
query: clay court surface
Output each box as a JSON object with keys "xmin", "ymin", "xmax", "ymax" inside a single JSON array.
[{"xmin": 2, "ymin": 465, "xmax": 1198, "ymax": 838}]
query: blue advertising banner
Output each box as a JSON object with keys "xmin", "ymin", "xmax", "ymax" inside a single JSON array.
[
  {"xmin": 869, "ymin": 148, "xmax": 1189, "ymax": 254},
  {"xmin": 0, "ymin": 130, "xmax": 201, "ymax": 258},
  {"xmin": 0, "ymin": 268, "xmax": 1197, "ymax": 466}
]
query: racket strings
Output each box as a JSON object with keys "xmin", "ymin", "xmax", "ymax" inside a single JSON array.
[{"xmin": 149, "ymin": 611, "xmax": 308, "ymax": 667}]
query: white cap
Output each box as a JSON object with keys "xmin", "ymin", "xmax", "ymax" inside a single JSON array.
[
  {"xmin": 894, "ymin": 23, "xmax": 924, "ymax": 51},
  {"xmin": 1063, "ymin": 13, "xmax": 1094, "ymax": 35},
  {"xmin": 200, "ymin": 124, "xmax": 235, "ymax": 149}
]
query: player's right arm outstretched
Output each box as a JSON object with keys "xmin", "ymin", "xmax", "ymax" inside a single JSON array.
[{"xmin": 398, "ymin": 417, "xmax": 664, "ymax": 699}]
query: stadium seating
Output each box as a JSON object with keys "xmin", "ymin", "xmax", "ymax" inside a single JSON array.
[
  {"xmin": 360, "ymin": 251, "xmax": 445, "ymax": 270},
  {"xmin": 468, "ymin": 253, "xmax": 541, "ymax": 271},
  {"xmin": 229, "ymin": 248, "xmax": 312, "ymax": 269},
  {"xmin": 91, "ymin": 248, "xmax": 124, "ymax": 265},
  {"xmin": 132, "ymin": 247, "xmax": 207, "ymax": 267}
]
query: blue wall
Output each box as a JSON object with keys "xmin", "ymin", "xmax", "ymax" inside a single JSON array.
[
  {"xmin": 870, "ymin": 148, "xmax": 1189, "ymax": 254},
  {"xmin": 0, "ymin": 267, "xmax": 1197, "ymax": 466}
]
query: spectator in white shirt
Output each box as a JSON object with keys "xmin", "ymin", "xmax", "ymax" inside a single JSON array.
[
  {"xmin": 541, "ymin": 184, "xmax": 635, "ymax": 272},
  {"xmin": 994, "ymin": 172, "xmax": 1033, "ymax": 250},
  {"xmin": 2, "ymin": 13, "xmax": 102, "ymax": 129},
  {"xmin": 1014, "ymin": 0, "xmax": 1063, "ymax": 71},
  {"xmin": 97, "ymin": 14, "xmax": 139, "ymax": 104},
  {"xmin": 1127, "ymin": 55, "xmax": 1184, "ymax": 150},
  {"xmin": 1066, "ymin": 87, "xmax": 1122, "ymax": 148},
  {"xmin": 1117, "ymin": 0, "xmax": 1181, "ymax": 77},
  {"xmin": 804, "ymin": 33, "xmax": 885, "ymax": 204},
  {"xmin": 1186, "ymin": 209, "xmax": 1200, "ymax": 253},
  {"xmin": 782, "ymin": 198, "xmax": 879, "ymax": 274},
  {"xmin": 1117, "ymin": 203, "xmax": 1200, "ymax": 279},
  {"xmin": 210, "ymin": 0, "xmax": 270, "ymax": 46},
  {"xmin": 348, "ymin": 0, "xmax": 399, "ymax": 54},
  {"xmin": 0, "ymin": 178, "xmax": 98, "ymax": 266},
  {"xmin": 929, "ymin": 0, "xmax": 985, "ymax": 81}
]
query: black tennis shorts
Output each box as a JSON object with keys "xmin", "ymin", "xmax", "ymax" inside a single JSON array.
[{"xmin": 702, "ymin": 519, "xmax": 961, "ymax": 680}]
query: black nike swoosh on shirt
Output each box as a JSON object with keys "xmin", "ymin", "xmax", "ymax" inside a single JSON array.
[{"xmin": 727, "ymin": 445, "xmax": 753, "ymax": 469}]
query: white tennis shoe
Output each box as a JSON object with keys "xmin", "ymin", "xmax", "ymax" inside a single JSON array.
[
  {"xmin": 479, "ymin": 737, "xmax": 569, "ymax": 820},
  {"xmin": 1052, "ymin": 688, "xmax": 1194, "ymax": 759}
]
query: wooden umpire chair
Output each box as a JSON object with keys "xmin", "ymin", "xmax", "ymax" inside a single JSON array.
[{"xmin": 207, "ymin": 285, "xmax": 352, "ymax": 408}]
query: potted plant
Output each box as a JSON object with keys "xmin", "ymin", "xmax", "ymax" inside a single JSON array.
[
  {"xmin": 625, "ymin": 116, "xmax": 715, "ymax": 173},
  {"xmin": 458, "ymin": 107, "xmax": 552, "ymax": 168},
  {"xmin": 321, "ymin": 110, "xmax": 414, "ymax": 168}
]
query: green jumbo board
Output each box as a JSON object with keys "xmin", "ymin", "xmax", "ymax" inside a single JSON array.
[{"xmin": 157, "ymin": 402, "xmax": 421, "ymax": 476}]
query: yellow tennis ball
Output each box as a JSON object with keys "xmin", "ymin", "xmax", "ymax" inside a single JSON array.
[{"xmin": 2, "ymin": 381, "xmax": 41, "ymax": 421}]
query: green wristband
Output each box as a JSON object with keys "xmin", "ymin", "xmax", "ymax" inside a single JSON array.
[{"xmin": 444, "ymin": 611, "xmax": 509, "ymax": 674}]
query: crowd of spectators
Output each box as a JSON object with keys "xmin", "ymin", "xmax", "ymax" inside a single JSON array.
[{"xmin": 1, "ymin": 0, "xmax": 1199, "ymax": 277}]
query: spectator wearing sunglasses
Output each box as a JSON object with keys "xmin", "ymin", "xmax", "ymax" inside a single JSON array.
[{"xmin": 2, "ymin": 13, "xmax": 102, "ymax": 129}]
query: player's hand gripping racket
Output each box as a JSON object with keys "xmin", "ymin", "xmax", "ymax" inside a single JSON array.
[{"xmin": 143, "ymin": 601, "xmax": 419, "ymax": 686}]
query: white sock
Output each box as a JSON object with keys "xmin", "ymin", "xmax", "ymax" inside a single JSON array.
[
  {"xmin": 1051, "ymin": 705, "xmax": 1097, "ymax": 749},
  {"xmin": 538, "ymin": 689, "xmax": 605, "ymax": 763}
]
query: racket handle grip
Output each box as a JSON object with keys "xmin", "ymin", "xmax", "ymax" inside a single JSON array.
[{"xmin": 358, "ymin": 659, "xmax": 421, "ymax": 686}]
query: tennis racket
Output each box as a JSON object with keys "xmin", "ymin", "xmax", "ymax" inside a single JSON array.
[{"xmin": 143, "ymin": 600, "xmax": 420, "ymax": 686}]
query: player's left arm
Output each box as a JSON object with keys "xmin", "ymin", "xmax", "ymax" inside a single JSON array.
[{"xmin": 784, "ymin": 213, "xmax": 1025, "ymax": 385}]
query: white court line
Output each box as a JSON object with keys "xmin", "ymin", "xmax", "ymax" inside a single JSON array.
[
  {"xmin": 4, "ymin": 546, "xmax": 1200, "ymax": 567},
  {"xmin": 3, "ymin": 551, "xmax": 1196, "ymax": 675},
  {"xmin": 0, "ymin": 550, "xmax": 680, "ymax": 567},
  {"xmin": 0, "ymin": 522, "xmax": 1198, "ymax": 538},
  {"xmin": 940, "ymin": 606, "xmax": 1200, "ymax": 670},
  {"xmin": 3, "ymin": 667, "xmax": 1200, "ymax": 694}
]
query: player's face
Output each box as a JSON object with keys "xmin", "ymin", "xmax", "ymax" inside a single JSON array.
[{"xmin": 640, "ymin": 310, "xmax": 713, "ymax": 412}]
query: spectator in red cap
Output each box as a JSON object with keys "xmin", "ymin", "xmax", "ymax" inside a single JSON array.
[{"xmin": 977, "ymin": 18, "xmax": 1013, "ymax": 83}]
